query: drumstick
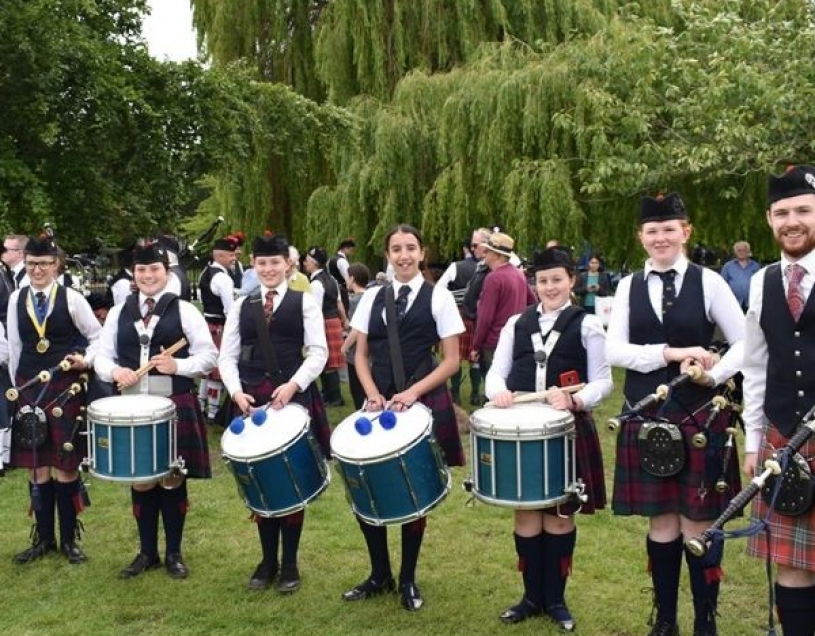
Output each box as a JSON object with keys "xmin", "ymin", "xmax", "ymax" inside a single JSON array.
[
  {"xmin": 484, "ymin": 383, "xmax": 586, "ymax": 407},
  {"xmin": 117, "ymin": 338, "xmax": 188, "ymax": 388}
]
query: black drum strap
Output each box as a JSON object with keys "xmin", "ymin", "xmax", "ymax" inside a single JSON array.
[{"xmin": 384, "ymin": 285, "xmax": 406, "ymax": 392}]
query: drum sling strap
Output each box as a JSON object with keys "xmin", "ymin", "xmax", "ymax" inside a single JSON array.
[
  {"xmin": 531, "ymin": 305, "xmax": 584, "ymax": 392},
  {"xmin": 249, "ymin": 294, "xmax": 282, "ymax": 379},
  {"xmin": 384, "ymin": 285, "xmax": 407, "ymax": 392}
]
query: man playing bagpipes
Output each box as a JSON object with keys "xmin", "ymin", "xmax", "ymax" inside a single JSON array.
[
  {"xmin": 7, "ymin": 235, "xmax": 101, "ymax": 564},
  {"xmin": 94, "ymin": 242, "xmax": 217, "ymax": 579},
  {"xmin": 743, "ymin": 165, "xmax": 815, "ymax": 636}
]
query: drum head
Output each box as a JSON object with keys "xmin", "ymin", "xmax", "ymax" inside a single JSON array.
[
  {"xmin": 87, "ymin": 394, "xmax": 176, "ymax": 424},
  {"xmin": 470, "ymin": 403, "xmax": 574, "ymax": 439},
  {"xmin": 221, "ymin": 403, "xmax": 310, "ymax": 460},
  {"xmin": 331, "ymin": 403, "xmax": 432, "ymax": 461}
]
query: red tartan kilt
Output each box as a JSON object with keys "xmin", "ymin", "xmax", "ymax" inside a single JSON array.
[
  {"xmin": 747, "ymin": 426, "xmax": 815, "ymax": 572},
  {"xmin": 611, "ymin": 405, "xmax": 742, "ymax": 521},
  {"xmin": 207, "ymin": 322, "xmax": 224, "ymax": 381},
  {"xmin": 546, "ymin": 411, "xmax": 606, "ymax": 515},
  {"xmin": 10, "ymin": 370, "xmax": 87, "ymax": 471},
  {"xmin": 324, "ymin": 317, "xmax": 346, "ymax": 371},
  {"xmin": 412, "ymin": 384, "xmax": 465, "ymax": 467},
  {"xmin": 458, "ymin": 314, "xmax": 475, "ymax": 359},
  {"xmin": 171, "ymin": 391, "xmax": 211, "ymax": 479}
]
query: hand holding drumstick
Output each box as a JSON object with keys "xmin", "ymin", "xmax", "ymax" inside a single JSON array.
[
  {"xmin": 114, "ymin": 338, "xmax": 187, "ymax": 389},
  {"xmin": 485, "ymin": 383, "xmax": 586, "ymax": 409}
]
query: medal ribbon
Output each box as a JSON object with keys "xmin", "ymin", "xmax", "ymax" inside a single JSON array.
[{"xmin": 25, "ymin": 286, "xmax": 58, "ymax": 346}]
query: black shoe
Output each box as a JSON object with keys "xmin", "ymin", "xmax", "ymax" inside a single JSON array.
[
  {"xmin": 120, "ymin": 552, "xmax": 161, "ymax": 579},
  {"xmin": 648, "ymin": 621, "xmax": 680, "ymax": 636},
  {"xmin": 277, "ymin": 564, "xmax": 300, "ymax": 594},
  {"xmin": 399, "ymin": 581, "xmax": 424, "ymax": 611},
  {"xmin": 342, "ymin": 576, "xmax": 396, "ymax": 601},
  {"xmin": 61, "ymin": 541, "xmax": 87, "ymax": 564},
  {"xmin": 499, "ymin": 598, "xmax": 541, "ymax": 624},
  {"xmin": 248, "ymin": 561, "xmax": 278, "ymax": 590},
  {"xmin": 165, "ymin": 552, "xmax": 189, "ymax": 579},
  {"xmin": 545, "ymin": 604, "xmax": 575, "ymax": 631},
  {"xmin": 13, "ymin": 540, "xmax": 56, "ymax": 564}
]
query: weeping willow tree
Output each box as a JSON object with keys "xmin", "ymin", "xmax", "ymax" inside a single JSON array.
[{"xmin": 306, "ymin": 0, "xmax": 815, "ymax": 265}]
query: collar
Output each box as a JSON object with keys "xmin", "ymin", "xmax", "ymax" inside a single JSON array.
[
  {"xmin": 392, "ymin": 273, "xmax": 424, "ymax": 296},
  {"xmin": 309, "ymin": 268, "xmax": 324, "ymax": 281},
  {"xmin": 139, "ymin": 290, "xmax": 168, "ymax": 305},
  {"xmin": 781, "ymin": 251, "xmax": 815, "ymax": 275},
  {"xmin": 644, "ymin": 254, "xmax": 689, "ymax": 277},
  {"xmin": 261, "ymin": 281, "xmax": 289, "ymax": 297},
  {"xmin": 537, "ymin": 300, "xmax": 572, "ymax": 319},
  {"xmin": 29, "ymin": 281, "xmax": 56, "ymax": 296}
]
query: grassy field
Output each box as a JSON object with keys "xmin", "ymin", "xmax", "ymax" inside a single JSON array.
[{"xmin": 0, "ymin": 369, "xmax": 769, "ymax": 636}]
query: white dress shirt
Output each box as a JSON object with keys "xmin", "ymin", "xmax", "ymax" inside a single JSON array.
[
  {"xmin": 218, "ymin": 281, "xmax": 328, "ymax": 396},
  {"xmin": 94, "ymin": 290, "xmax": 217, "ymax": 383},
  {"xmin": 0, "ymin": 322, "xmax": 8, "ymax": 368},
  {"xmin": 486, "ymin": 302, "xmax": 613, "ymax": 410},
  {"xmin": 7, "ymin": 283, "xmax": 101, "ymax": 378},
  {"xmin": 110, "ymin": 272, "xmax": 134, "ymax": 306},
  {"xmin": 605, "ymin": 255, "xmax": 744, "ymax": 386},
  {"xmin": 207, "ymin": 263, "xmax": 235, "ymax": 315}
]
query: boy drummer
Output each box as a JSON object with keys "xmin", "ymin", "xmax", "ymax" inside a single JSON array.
[{"xmin": 94, "ymin": 242, "xmax": 217, "ymax": 579}]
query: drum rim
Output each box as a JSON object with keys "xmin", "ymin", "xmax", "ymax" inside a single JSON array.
[
  {"xmin": 237, "ymin": 471, "xmax": 331, "ymax": 518},
  {"xmin": 470, "ymin": 425, "xmax": 576, "ymax": 440},
  {"xmin": 86, "ymin": 469, "xmax": 174, "ymax": 483},
  {"xmin": 471, "ymin": 490, "xmax": 574, "ymax": 509},
  {"xmin": 349, "ymin": 471, "xmax": 452, "ymax": 526},
  {"xmin": 87, "ymin": 413, "xmax": 176, "ymax": 426},
  {"xmin": 331, "ymin": 426, "xmax": 434, "ymax": 463},
  {"xmin": 470, "ymin": 405, "xmax": 574, "ymax": 437}
]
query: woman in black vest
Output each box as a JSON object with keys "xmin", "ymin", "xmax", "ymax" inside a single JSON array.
[
  {"xmin": 343, "ymin": 223, "xmax": 465, "ymax": 611},
  {"xmin": 94, "ymin": 242, "xmax": 217, "ymax": 579},
  {"xmin": 218, "ymin": 234, "xmax": 331, "ymax": 595},
  {"xmin": 605, "ymin": 194, "xmax": 745, "ymax": 636},
  {"xmin": 485, "ymin": 247, "xmax": 612, "ymax": 630}
]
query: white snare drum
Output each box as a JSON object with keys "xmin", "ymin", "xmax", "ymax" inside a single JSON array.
[
  {"xmin": 331, "ymin": 403, "xmax": 451, "ymax": 526},
  {"xmin": 221, "ymin": 403, "xmax": 330, "ymax": 518},
  {"xmin": 469, "ymin": 403, "xmax": 578, "ymax": 509},
  {"xmin": 85, "ymin": 395, "xmax": 180, "ymax": 483}
]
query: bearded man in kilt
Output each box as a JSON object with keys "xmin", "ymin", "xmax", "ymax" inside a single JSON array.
[
  {"xmin": 743, "ymin": 165, "xmax": 815, "ymax": 636},
  {"xmin": 605, "ymin": 194, "xmax": 745, "ymax": 636},
  {"xmin": 7, "ymin": 236, "xmax": 102, "ymax": 564},
  {"xmin": 94, "ymin": 242, "xmax": 217, "ymax": 579},
  {"xmin": 218, "ymin": 234, "xmax": 331, "ymax": 595}
]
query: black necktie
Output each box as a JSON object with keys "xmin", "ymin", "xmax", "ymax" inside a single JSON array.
[
  {"xmin": 653, "ymin": 269, "xmax": 676, "ymax": 317},
  {"xmin": 396, "ymin": 285, "xmax": 410, "ymax": 323}
]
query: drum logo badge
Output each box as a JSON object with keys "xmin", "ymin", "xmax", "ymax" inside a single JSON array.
[
  {"xmin": 478, "ymin": 452, "xmax": 493, "ymax": 466},
  {"xmin": 98, "ymin": 437, "xmax": 109, "ymax": 449}
]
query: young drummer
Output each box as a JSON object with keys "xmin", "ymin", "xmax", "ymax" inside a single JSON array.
[
  {"xmin": 606, "ymin": 193, "xmax": 745, "ymax": 636},
  {"xmin": 343, "ymin": 223, "xmax": 465, "ymax": 611},
  {"xmin": 94, "ymin": 242, "xmax": 217, "ymax": 579},
  {"xmin": 218, "ymin": 234, "xmax": 331, "ymax": 594},
  {"xmin": 485, "ymin": 247, "xmax": 612, "ymax": 630},
  {"xmin": 7, "ymin": 236, "xmax": 101, "ymax": 564}
]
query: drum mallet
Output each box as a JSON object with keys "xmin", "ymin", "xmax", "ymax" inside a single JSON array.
[
  {"xmin": 484, "ymin": 383, "xmax": 586, "ymax": 408},
  {"xmin": 117, "ymin": 338, "xmax": 187, "ymax": 389}
]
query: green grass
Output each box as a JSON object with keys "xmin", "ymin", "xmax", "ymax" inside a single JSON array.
[{"xmin": 0, "ymin": 370, "xmax": 769, "ymax": 636}]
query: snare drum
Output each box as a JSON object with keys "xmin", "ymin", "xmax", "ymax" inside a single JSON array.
[
  {"xmin": 85, "ymin": 395, "xmax": 178, "ymax": 483},
  {"xmin": 221, "ymin": 403, "xmax": 329, "ymax": 518},
  {"xmin": 469, "ymin": 403, "xmax": 577, "ymax": 509},
  {"xmin": 331, "ymin": 404, "xmax": 451, "ymax": 526}
]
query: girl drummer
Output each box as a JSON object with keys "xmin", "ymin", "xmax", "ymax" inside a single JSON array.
[
  {"xmin": 94, "ymin": 242, "xmax": 217, "ymax": 579},
  {"xmin": 485, "ymin": 247, "xmax": 612, "ymax": 630},
  {"xmin": 343, "ymin": 223, "xmax": 465, "ymax": 611},
  {"xmin": 605, "ymin": 193, "xmax": 744, "ymax": 636}
]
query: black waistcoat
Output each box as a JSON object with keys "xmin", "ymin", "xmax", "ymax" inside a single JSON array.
[
  {"xmin": 761, "ymin": 264, "xmax": 815, "ymax": 436},
  {"xmin": 623, "ymin": 264, "xmax": 715, "ymax": 406},
  {"xmin": 17, "ymin": 286, "xmax": 81, "ymax": 378},
  {"xmin": 199, "ymin": 265, "xmax": 226, "ymax": 319},
  {"xmin": 367, "ymin": 283, "xmax": 438, "ymax": 396},
  {"xmin": 313, "ymin": 270, "xmax": 339, "ymax": 319},
  {"xmin": 237, "ymin": 290, "xmax": 305, "ymax": 385},
  {"xmin": 506, "ymin": 306, "xmax": 588, "ymax": 392},
  {"xmin": 117, "ymin": 294, "xmax": 193, "ymax": 394}
]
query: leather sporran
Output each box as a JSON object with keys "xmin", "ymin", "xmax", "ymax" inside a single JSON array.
[
  {"xmin": 761, "ymin": 452, "xmax": 815, "ymax": 517},
  {"xmin": 13, "ymin": 406, "xmax": 48, "ymax": 449},
  {"xmin": 638, "ymin": 420, "xmax": 686, "ymax": 477}
]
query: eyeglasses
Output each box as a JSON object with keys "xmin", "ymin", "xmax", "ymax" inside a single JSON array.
[{"xmin": 25, "ymin": 260, "xmax": 56, "ymax": 270}]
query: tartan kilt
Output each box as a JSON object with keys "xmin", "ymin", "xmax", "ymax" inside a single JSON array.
[
  {"xmin": 413, "ymin": 384, "xmax": 465, "ymax": 467},
  {"xmin": 171, "ymin": 391, "xmax": 211, "ymax": 479},
  {"xmin": 324, "ymin": 317, "xmax": 346, "ymax": 371},
  {"xmin": 206, "ymin": 321, "xmax": 223, "ymax": 381},
  {"xmin": 234, "ymin": 378, "xmax": 332, "ymax": 458},
  {"xmin": 612, "ymin": 404, "xmax": 742, "ymax": 520},
  {"xmin": 10, "ymin": 370, "xmax": 87, "ymax": 471},
  {"xmin": 747, "ymin": 425, "xmax": 815, "ymax": 572},
  {"xmin": 547, "ymin": 411, "xmax": 606, "ymax": 516},
  {"xmin": 458, "ymin": 314, "xmax": 475, "ymax": 359}
]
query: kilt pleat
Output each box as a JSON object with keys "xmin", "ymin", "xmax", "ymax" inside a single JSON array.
[
  {"xmin": 172, "ymin": 391, "xmax": 211, "ymax": 479},
  {"xmin": 549, "ymin": 411, "xmax": 606, "ymax": 516},
  {"xmin": 324, "ymin": 317, "xmax": 346, "ymax": 371}
]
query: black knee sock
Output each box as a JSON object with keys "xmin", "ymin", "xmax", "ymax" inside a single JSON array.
[
  {"xmin": 31, "ymin": 479, "xmax": 55, "ymax": 545},
  {"xmin": 542, "ymin": 529, "xmax": 576, "ymax": 609},
  {"xmin": 256, "ymin": 516, "xmax": 281, "ymax": 567},
  {"xmin": 515, "ymin": 533, "xmax": 544, "ymax": 608},
  {"xmin": 399, "ymin": 517, "xmax": 426, "ymax": 585},
  {"xmin": 357, "ymin": 517, "xmax": 391, "ymax": 581},
  {"xmin": 647, "ymin": 536, "xmax": 684, "ymax": 625},
  {"xmin": 131, "ymin": 487, "xmax": 161, "ymax": 557},
  {"xmin": 685, "ymin": 546, "xmax": 723, "ymax": 632},
  {"xmin": 55, "ymin": 479, "xmax": 82, "ymax": 546},
  {"xmin": 776, "ymin": 584, "xmax": 815, "ymax": 636},
  {"xmin": 160, "ymin": 482, "xmax": 188, "ymax": 555},
  {"xmin": 280, "ymin": 511, "xmax": 304, "ymax": 567}
]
